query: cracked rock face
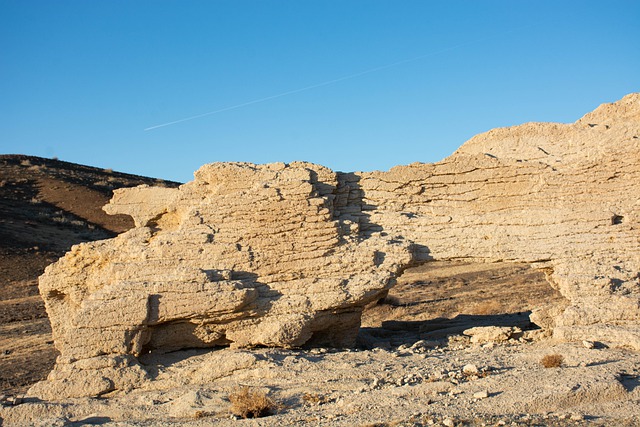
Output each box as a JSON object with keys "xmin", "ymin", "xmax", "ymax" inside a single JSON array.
[
  {"xmin": 32, "ymin": 93, "xmax": 639, "ymax": 399},
  {"xmin": 32, "ymin": 161, "xmax": 412, "ymax": 399},
  {"xmin": 354, "ymin": 93, "xmax": 639, "ymax": 348}
]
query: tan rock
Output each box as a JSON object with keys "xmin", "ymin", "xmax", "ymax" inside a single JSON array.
[
  {"xmin": 32, "ymin": 93, "xmax": 640, "ymax": 399},
  {"xmin": 463, "ymin": 326, "xmax": 522, "ymax": 344},
  {"xmin": 33, "ymin": 162, "xmax": 412, "ymax": 399}
]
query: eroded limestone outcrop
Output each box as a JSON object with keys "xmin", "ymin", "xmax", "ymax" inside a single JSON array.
[
  {"xmin": 31, "ymin": 162, "xmax": 412, "ymax": 399},
  {"xmin": 32, "ymin": 93, "xmax": 639, "ymax": 399},
  {"xmin": 353, "ymin": 93, "xmax": 639, "ymax": 348}
]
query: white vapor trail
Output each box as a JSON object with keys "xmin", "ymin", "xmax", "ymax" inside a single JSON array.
[{"xmin": 144, "ymin": 25, "xmax": 532, "ymax": 131}]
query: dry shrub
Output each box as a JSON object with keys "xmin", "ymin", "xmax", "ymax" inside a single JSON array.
[
  {"xmin": 540, "ymin": 354, "xmax": 564, "ymax": 368},
  {"xmin": 470, "ymin": 300, "xmax": 503, "ymax": 315},
  {"xmin": 228, "ymin": 386, "xmax": 275, "ymax": 419}
]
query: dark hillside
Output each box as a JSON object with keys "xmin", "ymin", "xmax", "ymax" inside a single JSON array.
[{"xmin": 0, "ymin": 154, "xmax": 180, "ymax": 395}]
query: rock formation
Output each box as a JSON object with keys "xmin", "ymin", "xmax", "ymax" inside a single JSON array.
[
  {"xmin": 31, "ymin": 162, "xmax": 412, "ymax": 399},
  {"xmin": 355, "ymin": 93, "xmax": 639, "ymax": 348},
  {"xmin": 32, "ymin": 93, "xmax": 639, "ymax": 399}
]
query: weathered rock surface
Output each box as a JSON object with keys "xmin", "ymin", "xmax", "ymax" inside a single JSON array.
[
  {"xmin": 32, "ymin": 93, "xmax": 639, "ymax": 399},
  {"xmin": 354, "ymin": 93, "xmax": 639, "ymax": 349},
  {"xmin": 32, "ymin": 162, "xmax": 412, "ymax": 399}
]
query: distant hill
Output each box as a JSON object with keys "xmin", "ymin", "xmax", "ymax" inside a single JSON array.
[{"xmin": 0, "ymin": 154, "xmax": 180, "ymax": 394}]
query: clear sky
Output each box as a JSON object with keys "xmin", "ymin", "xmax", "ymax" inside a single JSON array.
[{"xmin": 1, "ymin": 1, "xmax": 638, "ymax": 183}]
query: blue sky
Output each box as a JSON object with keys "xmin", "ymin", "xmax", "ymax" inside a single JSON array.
[{"xmin": 1, "ymin": 1, "xmax": 638, "ymax": 182}]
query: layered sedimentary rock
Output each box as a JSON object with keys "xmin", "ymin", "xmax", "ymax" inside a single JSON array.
[
  {"xmin": 352, "ymin": 93, "xmax": 639, "ymax": 348},
  {"xmin": 31, "ymin": 162, "xmax": 412, "ymax": 399},
  {"xmin": 33, "ymin": 93, "xmax": 639, "ymax": 399}
]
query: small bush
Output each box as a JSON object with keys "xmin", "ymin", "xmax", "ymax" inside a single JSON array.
[
  {"xmin": 471, "ymin": 300, "xmax": 502, "ymax": 315},
  {"xmin": 228, "ymin": 386, "xmax": 275, "ymax": 419},
  {"xmin": 541, "ymin": 354, "xmax": 564, "ymax": 368}
]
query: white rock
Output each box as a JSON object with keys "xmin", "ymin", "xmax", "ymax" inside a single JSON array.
[
  {"xmin": 473, "ymin": 390, "xmax": 489, "ymax": 399},
  {"xmin": 463, "ymin": 364, "xmax": 479, "ymax": 374}
]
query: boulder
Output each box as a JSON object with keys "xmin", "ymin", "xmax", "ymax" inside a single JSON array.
[{"xmin": 33, "ymin": 161, "xmax": 412, "ymax": 399}]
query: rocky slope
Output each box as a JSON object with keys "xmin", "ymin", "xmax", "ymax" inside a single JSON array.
[{"xmin": 0, "ymin": 155, "xmax": 179, "ymax": 395}]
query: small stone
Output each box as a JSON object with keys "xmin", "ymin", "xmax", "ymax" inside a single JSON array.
[
  {"xmin": 448, "ymin": 388, "xmax": 463, "ymax": 396},
  {"xmin": 443, "ymin": 418, "xmax": 455, "ymax": 427},
  {"xmin": 463, "ymin": 364, "xmax": 479, "ymax": 374},
  {"xmin": 473, "ymin": 390, "xmax": 489, "ymax": 399},
  {"xmin": 7, "ymin": 396, "xmax": 23, "ymax": 405},
  {"xmin": 570, "ymin": 413, "xmax": 585, "ymax": 421},
  {"xmin": 582, "ymin": 340, "xmax": 595, "ymax": 349}
]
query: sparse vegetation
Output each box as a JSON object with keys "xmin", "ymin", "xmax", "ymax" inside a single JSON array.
[
  {"xmin": 541, "ymin": 354, "xmax": 564, "ymax": 368},
  {"xmin": 471, "ymin": 300, "xmax": 503, "ymax": 315},
  {"xmin": 228, "ymin": 386, "xmax": 276, "ymax": 419}
]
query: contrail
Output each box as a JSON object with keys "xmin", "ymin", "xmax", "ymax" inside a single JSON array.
[{"xmin": 144, "ymin": 25, "xmax": 533, "ymax": 131}]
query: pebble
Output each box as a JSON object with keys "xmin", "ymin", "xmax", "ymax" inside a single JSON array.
[
  {"xmin": 582, "ymin": 340, "xmax": 595, "ymax": 349},
  {"xmin": 448, "ymin": 388, "xmax": 463, "ymax": 396},
  {"xmin": 463, "ymin": 364, "xmax": 479, "ymax": 374},
  {"xmin": 473, "ymin": 390, "xmax": 489, "ymax": 399},
  {"xmin": 570, "ymin": 413, "xmax": 585, "ymax": 421},
  {"xmin": 6, "ymin": 396, "xmax": 23, "ymax": 405},
  {"xmin": 443, "ymin": 418, "xmax": 455, "ymax": 427}
]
